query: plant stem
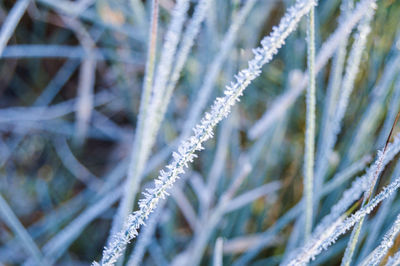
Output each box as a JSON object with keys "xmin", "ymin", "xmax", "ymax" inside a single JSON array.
[{"xmin": 304, "ymin": 6, "xmax": 316, "ymax": 240}]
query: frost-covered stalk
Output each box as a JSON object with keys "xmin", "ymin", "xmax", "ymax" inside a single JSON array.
[
  {"xmin": 126, "ymin": 175, "xmax": 189, "ymax": 266},
  {"xmin": 340, "ymin": 15, "xmax": 383, "ymax": 266},
  {"xmin": 147, "ymin": 0, "xmax": 259, "ymax": 173},
  {"xmin": 234, "ymin": 155, "xmax": 371, "ymax": 266},
  {"xmin": 359, "ymin": 213, "xmax": 400, "ymax": 266},
  {"xmin": 288, "ymin": 173, "xmax": 400, "ymax": 266},
  {"xmin": 107, "ymin": 0, "xmax": 159, "ymax": 245},
  {"xmin": 126, "ymin": 201, "xmax": 164, "ymax": 266},
  {"xmin": 284, "ymin": 135, "xmax": 400, "ymax": 265},
  {"xmin": 314, "ymin": 135, "xmax": 400, "ymax": 234},
  {"xmin": 118, "ymin": 0, "xmax": 211, "ymax": 199},
  {"xmin": 357, "ymin": 84, "xmax": 400, "ymax": 261},
  {"xmin": 341, "ymin": 152, "xmax": 382, "ymax": 265},
  {"xmin": 213, "ymin": 238, "xmax": 224, "ymax": 266},
  {"xmin": 95, "ymin": 0, "xmax": 317, "ymax": 264},
  {"xmin": 358, "ymin": 162, "xmax": 400, "ymax": 261},
  {"xmin": 114, "ymin": 1, "xmax": 190, "ymax": 234},
  {"xmin": 303, "ymin": 5, "xmax": 316, "ymax": 239},
  {"xmin": 111, "ymin": 0, "xmax": 189, "ymax": 255}
]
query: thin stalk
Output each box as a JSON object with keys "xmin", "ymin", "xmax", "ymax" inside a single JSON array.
[
  {"xmin": 341, "ymin": 94, "xmax": 400, "ymax": 266},
  {"xmin": 304, "ymin": 6, "xmax": 316, "ymax": 240},
  {"xmin": 213, "ymin": 238, "xmax": 224, "ymax": 266},
  {"xmin": 106, "ymin": 0, "xmax": 158, "ymax": 253},
  {"xmin": 114, "ymin": 0, "xmax": 190, "ymax": 242}
]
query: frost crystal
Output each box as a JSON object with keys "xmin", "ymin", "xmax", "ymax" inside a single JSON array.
[
  {"xmin": 359, "ymin": 213, "xmax": 400, "ymax": 266},
  {"xmin": 287, "ymin": 173, "xmax": 400, "ymax": 266}
]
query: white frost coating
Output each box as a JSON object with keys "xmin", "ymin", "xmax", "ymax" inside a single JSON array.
[
  {"xmin": 126, "ymin": 200, "xmax": 164, "ymax": 266},
  {"xmin": 283, "ymin": 135, "xmax": 400, "ymax": 264},
  {"xmin": 358, "ymin": 161, "xmax": 400, "ymax": 261},
  {"xmin": 313, "ymin": 135, "xmax": 400, "ymax": 239},
  {"xmin": 111, "ymin": 0, "xmax": 190, "ymax": 251},
  {"xmin": 359, "ymin": 213, "xmax": 400, "ymax": 266},
  {"xmin": 287, "ymin": 174, "xmax": 400, "ymax": 266},
  {"xmin": 340, "ymin": 14, "xmax": 383, "ymax": 266},
  {"xmin": 335, "ymin": 10, "xmax": 376, "ymax": 266},
  {"xmin": 234, "ymin": 155, "xmax": 371, "ymax": 265},
  {"xmin": 95, "ymin": 0, "xmax": 317, "ymax": 264}
]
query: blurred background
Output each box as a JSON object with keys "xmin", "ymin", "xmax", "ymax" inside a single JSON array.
[{"xmin": 0, "ymin": 0, "xmax": 400, "ymax": 265}]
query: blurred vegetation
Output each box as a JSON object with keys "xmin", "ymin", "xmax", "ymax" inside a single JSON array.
[{"xmin": 1, "ymin": 0, "xmax": 400, "ymax": 265}]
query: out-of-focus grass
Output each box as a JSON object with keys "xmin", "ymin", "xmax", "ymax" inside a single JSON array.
[{"xmin": 0, "ymin": 0, "xmax": 400, "ymax": 265}]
